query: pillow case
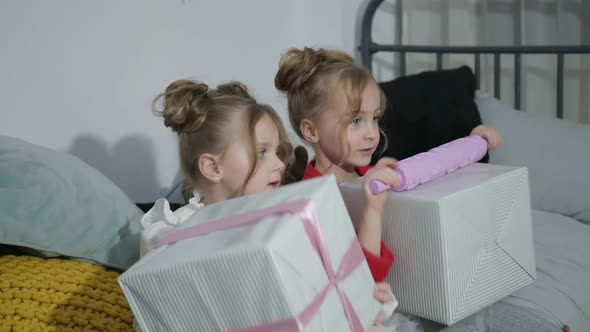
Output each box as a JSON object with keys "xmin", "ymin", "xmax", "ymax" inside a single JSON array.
[
  {"xmin": 476, "ymin": 92, "xmax": 590, "ymax": 224},
  {"xmin": 375, "ymin": 66, "xmax": 487, "ymax": 164},
  {"xmin": 0, "ymin": 136, "xmax": 143, "ymax": 269}
]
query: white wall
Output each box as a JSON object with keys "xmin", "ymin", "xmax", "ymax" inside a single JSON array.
[
  {"xmin": 1, "ymin": 0, "xmax": 587, "ymax": 202},
  {"xmin": 0, "ymin": 0, "xmax": 307, "ymax": 202},
  {"xmin": 0, "ymin": 0, "xmax": 372, "ymax": 202}
]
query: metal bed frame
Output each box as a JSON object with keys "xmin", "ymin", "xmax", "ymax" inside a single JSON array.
[{"xmin": 360, "ymin": 0, "xmax": 590, "ymax": 118}]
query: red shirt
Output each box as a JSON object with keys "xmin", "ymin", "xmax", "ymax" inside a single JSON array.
[{"xmin": 302, "ymin": 161, "xmax": 395, "ymax": 282}]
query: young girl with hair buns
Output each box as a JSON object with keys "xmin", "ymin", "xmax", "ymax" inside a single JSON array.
[
  {"xmin": 275, "ymin": 47, "xmax": 433, "ymax": 331},
  {"xmin": 275, "ymin": 47, "xmax": 399, "ymax": 283},
  {"xmin": 140, "ymin": 79, "xmax": 291, "ymax": 256},
  {"xmin": 275, "ymin": 47, "xmax": 502, "ymax": 282}
]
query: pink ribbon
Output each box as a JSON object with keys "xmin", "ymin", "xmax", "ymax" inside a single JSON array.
[{"xmin": 155, "ymin": 199, "xmax": 366, "ymax": 332}]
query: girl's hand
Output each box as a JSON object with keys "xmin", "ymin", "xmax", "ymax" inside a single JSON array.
[
  {"xmin": 372, "ymin": 282, "xmax": 397, "ymax": 325},
  {"xmin": 471, "ymin": 125, "xmax": 503, "ymax": 150},
  {"xmin": 362, "ymin": 158, "xmax": 400, "ymax": 214}
]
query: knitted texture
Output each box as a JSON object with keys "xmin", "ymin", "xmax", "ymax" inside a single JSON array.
[{"xmin": 0, "ymin": 255, "xmax": 133, "ymax": 331}]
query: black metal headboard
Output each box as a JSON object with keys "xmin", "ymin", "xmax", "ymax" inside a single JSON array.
[{"xmin": 360, "ymin": 0, "xmax": 590, "ymax": 118}]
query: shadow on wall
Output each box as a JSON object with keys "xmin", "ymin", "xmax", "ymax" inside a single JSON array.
[{"xmin": 68, "ymin": 134, "xmax": 185, "ymax": 204}]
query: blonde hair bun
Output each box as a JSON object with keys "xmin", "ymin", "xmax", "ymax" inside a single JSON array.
[
  {"xmin": 275, "ymin": 47, "xmax": 355, "ymax": 93},
  {"xmin": 154, "ymin": 80, "xmax": 209, "ymax": 133},
  {"xmin": 216, "ymin": 81, "xmax": 252, "ymax": 99}
]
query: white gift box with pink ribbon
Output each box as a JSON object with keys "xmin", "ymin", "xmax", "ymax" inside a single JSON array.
[
  {"xmin": 340, "ymin": 163, "xmax": 536, "ymax": 325},
  {"xmin": 119, "ymin": 175, "xmax": 381, "ymax": 332}
]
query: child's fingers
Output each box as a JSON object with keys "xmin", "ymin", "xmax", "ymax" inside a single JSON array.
[
  {"xmin": 490, "ymin": 129, "xmax": 503, "ymax": 149},
  {"xmin": 369, "ymin": 167, "xmax": 400, "ymax": 189},
  {"xmin": 373, "ymin": 310, "xmax": 386, "ymax": 326},
  {"xmin": 374, "ymin": 157, "xmax": 398, "ymax": 169},
  {"xmin": 485, "ymin": 133, "xmax": 495, "ymax": 149},
  {"xmin": 374, "ymin": 282, "xmax": 391, "ymax": 293},
  {"xmin": 373, "ymin": 289, "xmax": 394, "ymax": 303},
  {"xmin": 472, "ymin": 126, "xmax": 503, "ymax": 150},
  {"xmin": 486, "ymin": 132, "xmax": 499, "ymax": 150},
  {"xmin": 373, "ymin": 283, "xmax": 394, "ymax": 303},
  {"xmin": 372, "ymin": 284, "xmax": 398, "ymax": 326},
  {"xmin": 471, "ymin": 124, "xmax": 488, "ymax": 137},
  {"xmin": 384, "ymin": 170, "xmax": 400, "ymax": 188}
]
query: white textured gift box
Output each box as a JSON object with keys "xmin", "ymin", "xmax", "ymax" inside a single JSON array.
[
  {"xmin": 119, "ymin": 175, "xmax": 380, "ymax": 332},
  {"xmin": 339, "ymin": 163, "xmax": 536, "ymax": 325}
]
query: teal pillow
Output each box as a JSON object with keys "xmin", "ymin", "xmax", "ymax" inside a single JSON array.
[{"xmin": 0, "ymin": 136, "xmax": 143, "ymax": 269}]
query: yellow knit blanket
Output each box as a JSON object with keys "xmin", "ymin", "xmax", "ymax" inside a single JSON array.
[{"xmin": 0, "ymin": 255, "xmax": 133, "ymax": 331}]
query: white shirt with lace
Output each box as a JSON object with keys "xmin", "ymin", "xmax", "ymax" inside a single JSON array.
[{"xmin": 139, "ymin": 191, "xmax": 204, "ymax": 257}]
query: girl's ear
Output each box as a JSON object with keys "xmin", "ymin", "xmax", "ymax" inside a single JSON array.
[
  {"xmin": 198, "ymin": 153, "xmax": 223, "ymax": 182},
  {"xmin": 300, "ymin": 119, "xmax": 319, "ymax": 143}
]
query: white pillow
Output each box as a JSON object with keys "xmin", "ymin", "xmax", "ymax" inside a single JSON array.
[{"xmin": 476, "ymin": 91, "xmax": 590, "ymax": 225}]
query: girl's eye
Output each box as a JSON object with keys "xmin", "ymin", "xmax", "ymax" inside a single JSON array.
[
  {"xmin": 257, "ymin": 149, "xmax": 266, "ymax": 157},
  {"xmin": 351, "ymin": 118, "xmax": 361, "ymax": 125},
  {"xmin": 373, "ymin": 115, "xmax": 381, "ymax": 122}
]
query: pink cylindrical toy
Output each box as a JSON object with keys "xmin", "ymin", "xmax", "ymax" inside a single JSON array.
[{"xmin": 369, "ymin": 135, "xmax": 488, "ymax": 194}]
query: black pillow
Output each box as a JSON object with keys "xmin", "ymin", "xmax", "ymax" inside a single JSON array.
[{"xmin": 373, "ymin": 65, "xmax": 488, "ymax": 164}]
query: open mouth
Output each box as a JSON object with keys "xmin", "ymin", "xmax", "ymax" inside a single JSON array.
[{"xmin": 360, "ymin": 147, "xmax": 375, "ymax": 154}]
